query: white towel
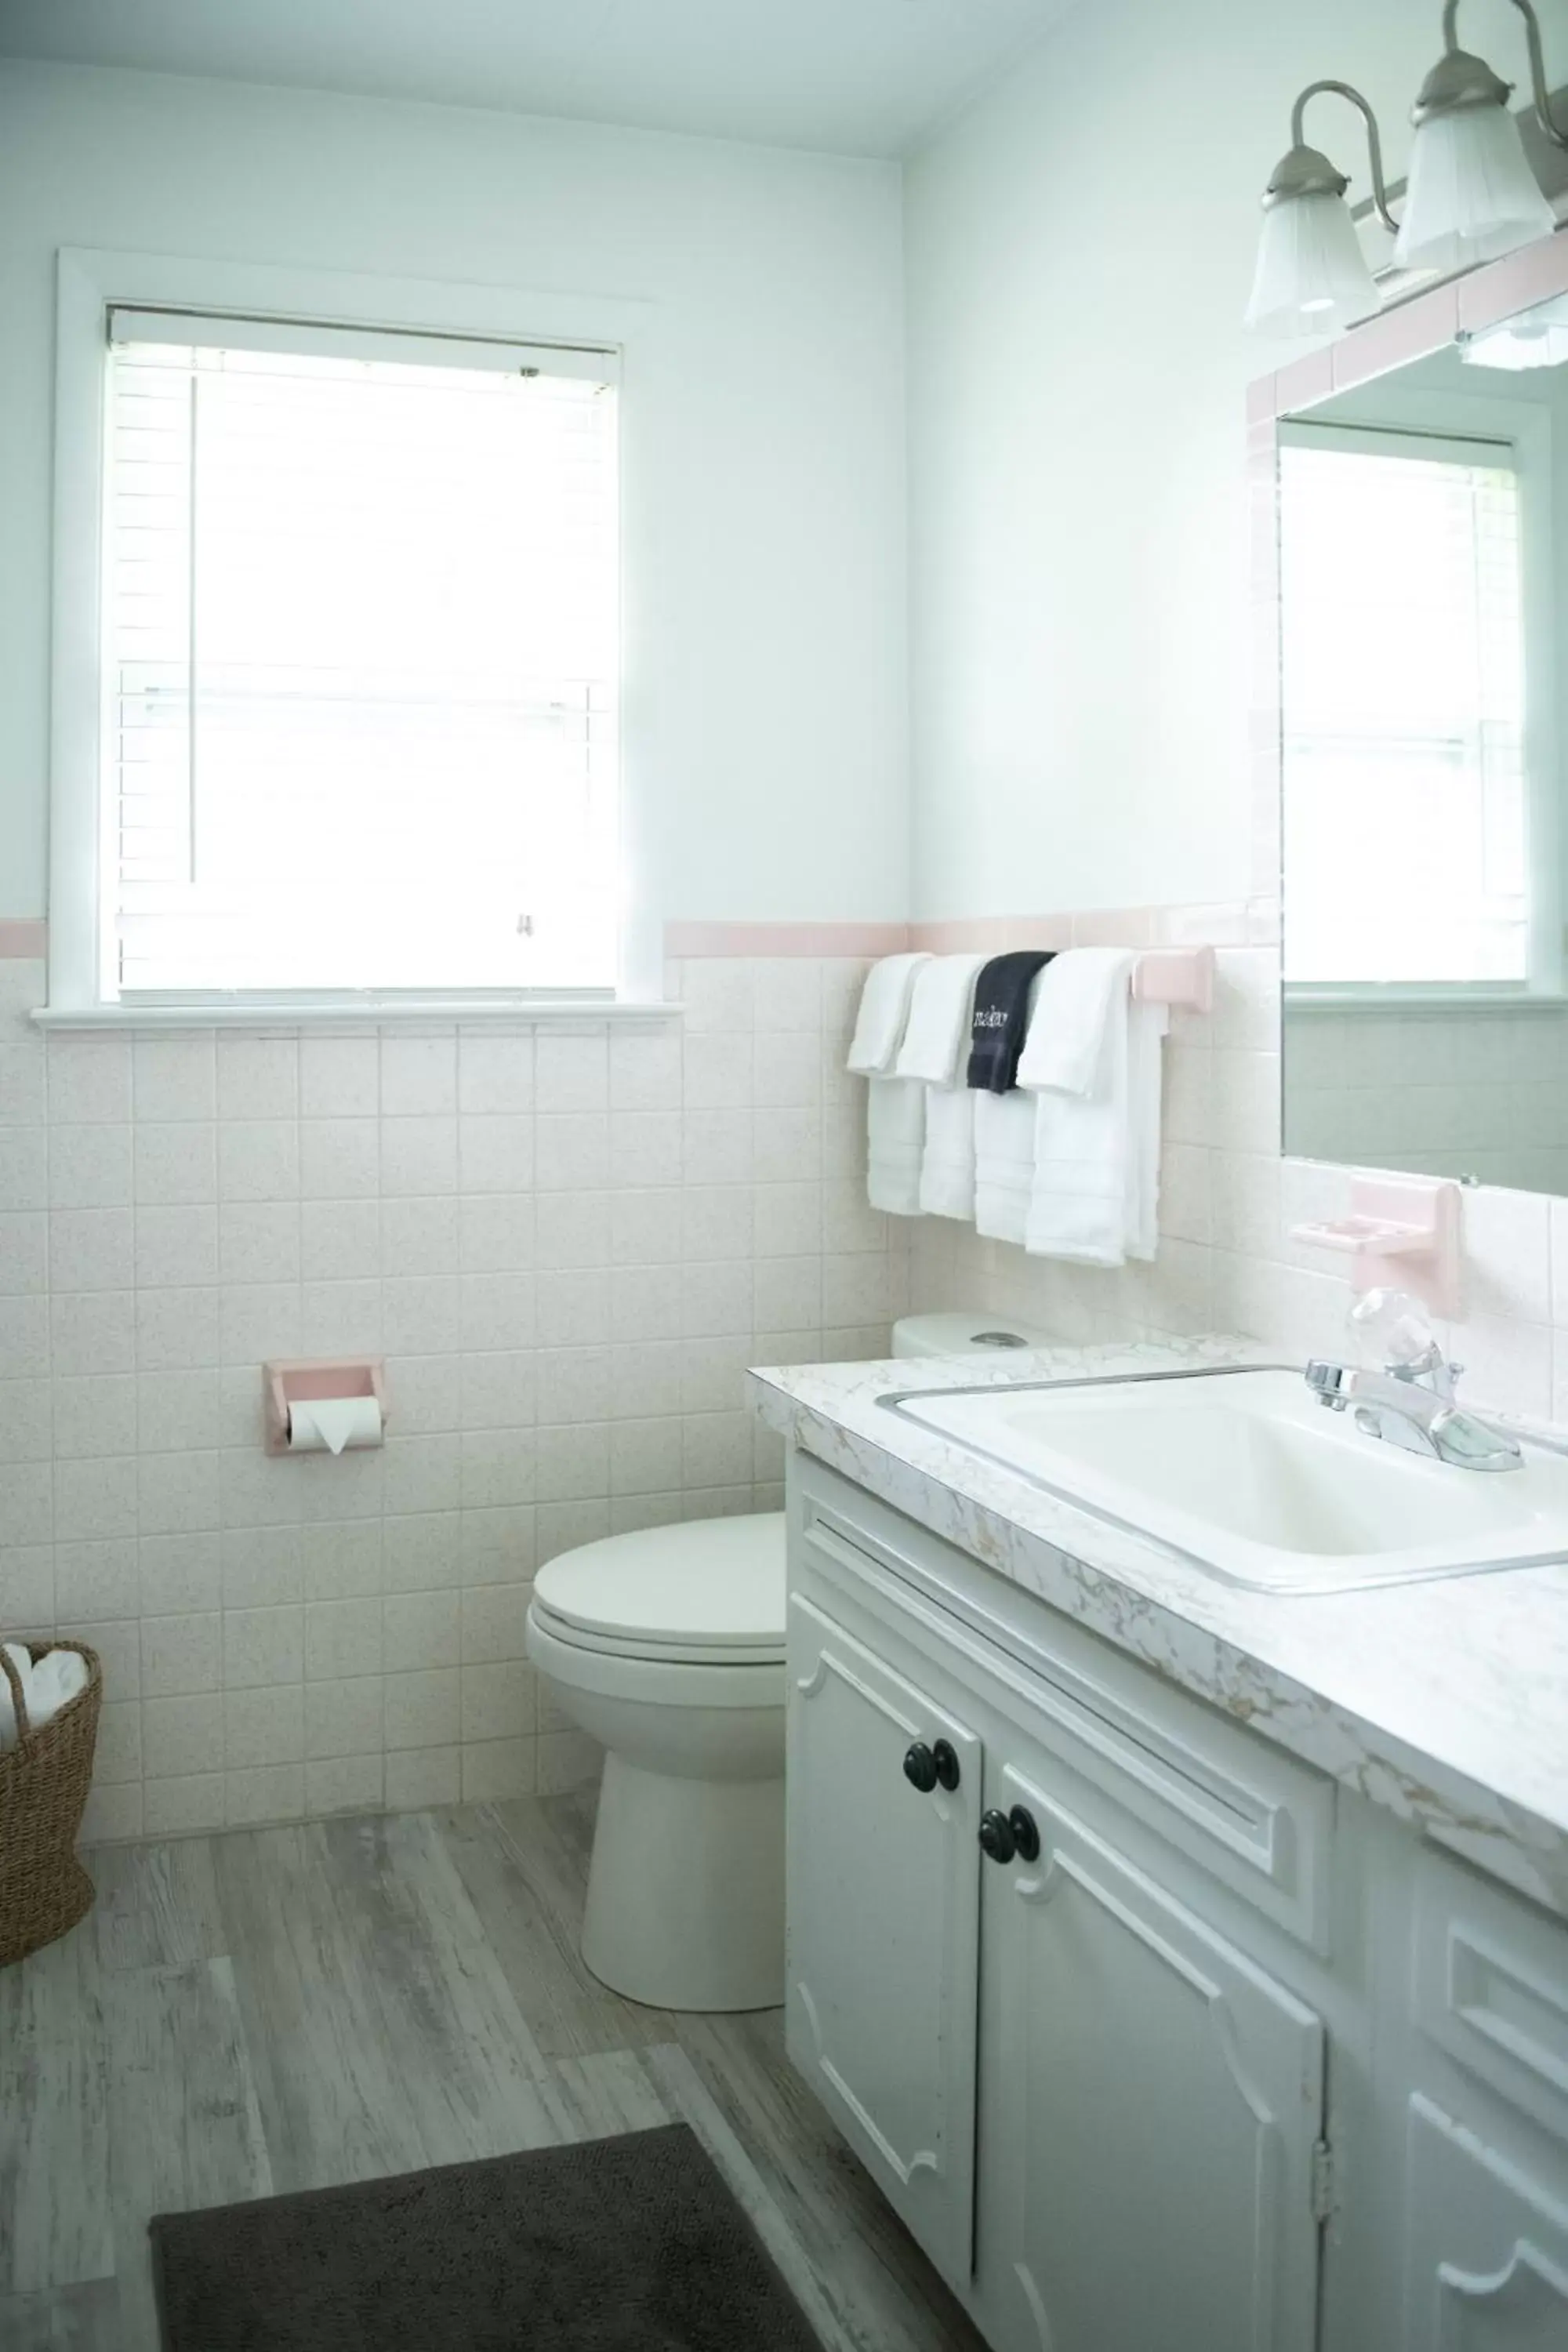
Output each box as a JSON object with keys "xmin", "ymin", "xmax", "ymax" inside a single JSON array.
[
  {"xmin": 1020, "ymin": 951, "xmax": 1167, "ymax": 1265},
  {"xmin": 1015, "ymin": 949, "xmax": 1139, "ymax": 1094},
  {"xmin": 974, "ymin": 1089, "xmax": 1036, "ymax": 1244},
  {"xmin": 867, "ymin": 1077, "xmax": 925, "ymax": 1215},
  {"xmin": 894, "ymin": 954, "xmax": 986, "ymax": 1085},
  {"xmin": 0, "ymin": 1642, "xmax": 87, "ymax": 1751},
  {"xmin": 919, "ymin": 1085, "xmax": 977, "ymax": 1221},
  {"xmin": 847, "ymin": 953, "xmax": 931, "ymax": 1075}
]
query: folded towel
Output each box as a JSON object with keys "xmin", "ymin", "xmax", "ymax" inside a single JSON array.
[
  {"xmin": 847, "ymin": 953, "xmax": 931, "ymax": 1075},
  {"xmin": 1022, "ymin": 964, "xmax": 1168, "ymax": 1266},
  {"xmin": 0, "ymin": 1642, "xmax": 88, "ymax": 1751},
  {"xmin": 1015, "ymin": 949, "xmax": 1138, "ymax": 1094},
  {"xmin": 895, "ymin": 954, "xmax": 987, "ymax": 1086},
  {"xmin": 867, "ymin": 1076, "xmax": 925, "ymax": 1214},
  {"xmin": 919, "ymin": 1084, "xmax": 978, "ymax": 1221},
  {"xmin": 974, "ymin": 1089, "xmax": 1037, "ymax": 1243},
  {"xmin": 966, "ymin": 952, "xmax": 1054, "ymax": 1094}
]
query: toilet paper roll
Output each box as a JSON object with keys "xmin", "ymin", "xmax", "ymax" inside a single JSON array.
[{"xmin": 286, "ymin": 1396, "xmax": 383, "ymax": 1455}]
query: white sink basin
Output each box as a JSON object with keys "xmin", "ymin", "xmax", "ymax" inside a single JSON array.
[{"xmin": 886, "ymin": 1367, "xmax": 1568, "ymax": 1592}]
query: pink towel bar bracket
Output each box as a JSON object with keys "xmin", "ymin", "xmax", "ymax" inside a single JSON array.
[{"xmin": 1130, "ymin": 946, "xmax": 1214, "ymax": 1012}]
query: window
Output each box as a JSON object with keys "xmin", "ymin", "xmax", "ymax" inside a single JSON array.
[
  {"xmin": 1280, "ymin": 425, "xmax": 1530, "ymax": 989},
  {"xmin": 101, "ymin": 308, "xmax": 619, "ymax": 1000}
]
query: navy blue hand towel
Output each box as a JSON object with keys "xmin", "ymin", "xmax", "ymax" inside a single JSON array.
[{"xmin": 966, "ymin": 952, "xmax": 1054, "ymax": 1094}]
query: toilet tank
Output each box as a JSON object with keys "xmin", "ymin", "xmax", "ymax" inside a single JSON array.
[{"xmin": 892, "ymin": 1312, "xmax": 1051, "ymax": 1361}]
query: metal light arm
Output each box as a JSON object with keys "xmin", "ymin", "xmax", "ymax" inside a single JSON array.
[
  {"xmin": 1285, "ymin": 81, "xmax": 1400, "ymax": 232},
  {"xmin": 1441, "ymin": 0, "xmax": 1568, "ymax": 149}
]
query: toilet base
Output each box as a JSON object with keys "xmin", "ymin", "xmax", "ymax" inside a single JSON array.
[{"xmin": 581, "ymin": 1753, "xmax": 785, "ymax": 2012}]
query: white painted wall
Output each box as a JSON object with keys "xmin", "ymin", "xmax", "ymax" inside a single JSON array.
[
  {"xmin": 901, "ymin": 0, "xmax": 1562, "ymax": 919},
  {"xmin": 0, "ymin": 60, "xmax": 909, "ymax": 931}
]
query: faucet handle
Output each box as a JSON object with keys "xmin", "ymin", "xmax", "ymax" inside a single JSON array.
[{"xmin": 1348, "ymin": 1286, "xmax": 1440, "ymax": 1375}]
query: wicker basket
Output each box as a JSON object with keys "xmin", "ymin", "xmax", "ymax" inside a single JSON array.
[{"xmin": 0, "ymin": 1641, "xmax": 103, "ymax": 1967}]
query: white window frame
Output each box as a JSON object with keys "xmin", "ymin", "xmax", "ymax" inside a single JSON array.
[
  {"xmin": 47, "ymin": 246, "xmax": 666, "ymax": 1025},
  {"xmin": 1279, "ymin": 393, "xmax": 1562, "ymax": 1014}
]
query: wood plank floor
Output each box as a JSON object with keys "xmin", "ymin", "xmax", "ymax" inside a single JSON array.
[{"xmin": 0, "ymin": 1793, "xmax": 986, "ymax": 2351}]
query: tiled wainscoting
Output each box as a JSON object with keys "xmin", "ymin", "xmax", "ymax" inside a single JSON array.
[
  {"xmin": 0, "ymin": 947, "xmax": 910, "ymax": 1842},
  {"xmin": 909, "ymin": 900, "xmax": 1568, "ymax": 1431},
  {"xmin": 9, "ymin": 898, "xmax": 1568, "ymax": 1845}
]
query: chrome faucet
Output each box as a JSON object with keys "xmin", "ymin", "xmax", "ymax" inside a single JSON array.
[{"xmin": 1304, "ymin": 1341, "xmax": 1523, "ymax": 1472}]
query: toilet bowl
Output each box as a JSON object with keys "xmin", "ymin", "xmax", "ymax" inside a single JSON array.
[{"xmin": 528, "ymin": 1312, "xmax": 1048, "ymax": 2014}]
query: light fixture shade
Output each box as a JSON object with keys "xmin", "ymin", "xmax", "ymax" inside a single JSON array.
[
  {"xmin": 1245, "ymin": 191, "xmax": 1379, "ymax": 338},
  {"xmin": 1393, "ymin": 100, "xmax": 1555, "ymax": 274}
]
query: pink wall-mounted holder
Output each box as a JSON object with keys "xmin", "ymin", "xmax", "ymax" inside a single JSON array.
[
  {"xmin": 1130, "ymin": 946, "xmax": 1214, "ymax": 1012},
  {"xmin": 263, "ymin": 1357, "xmax": 388, "ymax": 1457},
  {"xmin": 1289, "ymin": 1175, "xmax": 1461, "ymax": 1319}
]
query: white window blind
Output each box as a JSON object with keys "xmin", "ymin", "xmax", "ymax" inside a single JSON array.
[
  {"xmin": 103, "ymin": 308, "xmax": 620, "ymax": 997},
  {"xmin": 1280, "ymin": 427, "xmax": 1528, "ymax": 988}
]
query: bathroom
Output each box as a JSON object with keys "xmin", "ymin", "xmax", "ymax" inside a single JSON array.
[{"xmin": 2, "ymin": 0, "xmax": 1566, "ymax": 2343}]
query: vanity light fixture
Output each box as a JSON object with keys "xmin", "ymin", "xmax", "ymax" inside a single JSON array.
[
  {"xmin": 1395, "ymin": 0, "xmax": 1563, "ymax": 274},
  {"xmin": 1244, "ymin": 80, "xmax": 1394, "ymax": 339},
  {"xmin": 1247, "ymin": 0, "xmax": 1566, "ymax": 335}
]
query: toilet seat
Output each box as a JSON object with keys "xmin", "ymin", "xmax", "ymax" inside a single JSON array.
[
  {"xmin": 531, "ymin": 1512, "xmax": 785, "ymax": 1668},
  {"xmin": 527, "ymin": 1604, "xmax": 786, "ymax": 1711}
]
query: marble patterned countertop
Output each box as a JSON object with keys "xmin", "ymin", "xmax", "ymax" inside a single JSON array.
[{"xmin": 749, "ymin": 1337, "xmax": 1568, "ymax": 1921}]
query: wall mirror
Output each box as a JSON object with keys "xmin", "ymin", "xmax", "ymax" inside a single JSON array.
[{"xmin": 1279, "ymin": 272, "xmax": 1568, "ymax": 1198}]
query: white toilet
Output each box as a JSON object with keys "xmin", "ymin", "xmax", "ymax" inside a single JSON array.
[{"xmin": 526, "ymin": 1310, "xmax": 1049, "ymax": 2013}]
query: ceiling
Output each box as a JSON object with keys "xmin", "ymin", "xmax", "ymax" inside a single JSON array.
[{"xmin": 0, "ymin": 0, "xmax": 1076, "ymax": 157}]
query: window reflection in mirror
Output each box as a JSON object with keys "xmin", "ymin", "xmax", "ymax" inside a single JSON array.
[{"xmin": 1279, "ymin": 291, "xmax": 1568, "ymax": 1196}]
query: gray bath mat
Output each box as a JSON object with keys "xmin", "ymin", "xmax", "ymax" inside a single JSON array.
[{"xmin": 150, "ymin": 2121, "xmax": 822, "ymax": 2350}]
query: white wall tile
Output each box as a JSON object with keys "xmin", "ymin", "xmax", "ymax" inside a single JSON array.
[
  {"xmin": 459, "ymin": 1034, "xmax": 534, "ymax": 1116},
  {"xmin": 45, "ymin": 1044, "xmax": 129, "ymax": 1124},
  {"xmin": 220, "ymin": 1121, "xmax": 300, "ymax": 1203},
  {"xmin": 459, "ymin": 1115, "xmax": 534, "ymax": 1195},
  {"xmin": 300, "ymin": 1118, "xmax": 379, "ymax": 1199},
  {"xmin": 381, "ymin": 1035, "xmax": 457, "ymax": 1118},
  {"xmin": 218, "ymin": 1037, "xmax": 298, "ymax": 1122},
  {"xmin": 0, "ymin": 1214, "xmax": 48, "ymax": 1298},
  {"xmin": 300, "ymin": 1037, "xmax": 379, "ymax": 1120},
  {"xmin": 134, "ymin": 1036, "xmax": 216, "ymax": 1123},
  {"xmin": 52, "ymin": 1126, "xmax": 132, "ymax": 1210},
  {"xmin": 0, "ymin": 1130, "xmax": 48, "ymax": 1214},
  {"xmin": 133, "ymin": 1124, "xmax": 216, "ymax": 1207}
]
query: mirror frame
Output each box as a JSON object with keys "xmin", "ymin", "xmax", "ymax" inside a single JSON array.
[{"xmin": 1248, "ymin": 228, "xmax": 1568, "ymax": 1202}]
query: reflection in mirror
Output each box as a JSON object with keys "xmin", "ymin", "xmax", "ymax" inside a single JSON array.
[{"xmin": 1279, "ymin": 285, "xmax": 1568, "ymax": 1198}]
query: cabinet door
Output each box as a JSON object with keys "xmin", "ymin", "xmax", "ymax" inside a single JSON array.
[
  {"xmin": 786, "ymin": 1592, "xmax": 982, "ymax": 2285},
  {"xmin": 983, "ymin": 1756, "xmax": 1325, "ymax": 2352},
  {"xmin": 1403, "ymin": 2095, "xmax": 1568, "ymax": 2350}
]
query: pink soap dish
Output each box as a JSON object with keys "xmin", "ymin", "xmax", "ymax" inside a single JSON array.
[
  {"xmin": 1290, "ymin": 1175, "xmax": 1461, "ymax": 1318},
  {"xmin": 263, "ymin": 1357, "xmax": 388, "ymax": 1457}
]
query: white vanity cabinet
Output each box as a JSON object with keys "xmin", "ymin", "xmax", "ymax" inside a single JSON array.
[
  {"xmin": 980, "ymin": 1756, "xmax": 1325, "ymax": 2352},
  {"xmin": 782, "ymin": 1451, "xmax": 1568, "ymax": 2352},
  {"xmin": 786, "ymin": 1591, "xmax": 982, "ymax": 2283}
]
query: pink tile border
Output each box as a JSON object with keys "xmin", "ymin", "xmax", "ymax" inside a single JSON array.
[
  {"xmin": 663, "ymin": 920, "xmax": 911, "ymax": 958},
  {"xmin": 668, "ymin": 909, "xmax": 1255, "ymax": 960},
  {"xmin": 1259, "ymin": 229, "xmax": 1568, "ymax": 427},
  {"xmin": 0, "ymin": 918, "xmax": 46, "ymax": 958}
]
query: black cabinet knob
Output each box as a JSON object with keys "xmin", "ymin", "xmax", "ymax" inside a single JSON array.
[
  {"xmin": 1009, "ymin": 1805, "xmax": 1041, "ymax": 1864},
  {"xmin": 903, "ymin": 1742, "xmax": 938, "ymax": 1794},
  {"xmin": 978, "ymin": 1808, "xmax": 1016, "ymax": 1864},
  {"xmin": 932, "ymin": 1739, "xmax": 960, "ymax": 1792}
]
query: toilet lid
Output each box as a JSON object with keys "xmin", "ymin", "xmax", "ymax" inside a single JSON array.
[{"xmin": 532, "ymin": 1512, "xmax": 786, "ymax": 1661}]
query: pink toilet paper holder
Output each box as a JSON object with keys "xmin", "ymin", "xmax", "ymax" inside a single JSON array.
[{"xmin": 263, "ymin": 1358, "xmax": 388, "ymax": 1457}]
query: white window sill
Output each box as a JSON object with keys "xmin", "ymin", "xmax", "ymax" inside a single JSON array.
[
  {"xmin": 1284, "ymin": 989, "xmax": 1568, "ymax": 1015},
  {"xmin": 31, "ymin": 996, "xmax": 683, "ymax": 1033}
]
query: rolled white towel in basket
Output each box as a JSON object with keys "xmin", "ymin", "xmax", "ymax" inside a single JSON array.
[{"xmin": 0, "ymin": 1642, "xmax": 89, "ymax": 1751}]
